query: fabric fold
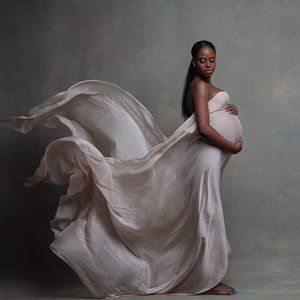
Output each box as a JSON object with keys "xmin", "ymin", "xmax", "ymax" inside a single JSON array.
[{"xmin": 0, "ymin": 80, "xmax": 242, "ymax": 298}]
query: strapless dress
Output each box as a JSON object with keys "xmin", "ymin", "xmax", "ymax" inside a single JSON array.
[{"xmin": 0, "ymin": 80, "xmax": 242, "ymax": 298}]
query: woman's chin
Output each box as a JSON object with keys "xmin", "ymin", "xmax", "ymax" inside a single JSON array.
[{"xmin": 204, "ymin": 72, "xmax": 213, "ymax": 76}]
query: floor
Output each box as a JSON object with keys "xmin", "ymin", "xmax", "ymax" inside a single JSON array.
[{"xmin": 1, "ymin": 257, "xmax": 300, "ymax": 300}]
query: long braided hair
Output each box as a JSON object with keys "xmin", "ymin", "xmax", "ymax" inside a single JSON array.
[{"xmin": 181, "ymin": 40, "xmax": 216, "ymax": 120}]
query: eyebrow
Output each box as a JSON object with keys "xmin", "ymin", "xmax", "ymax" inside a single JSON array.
[{"xmin": 199, "ymin": 56, "xmax": 215, "ymax": 59}]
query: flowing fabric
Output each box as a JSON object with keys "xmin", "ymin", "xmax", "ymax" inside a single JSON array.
[{"xmin": 0, "ymin": 80, "xmax": 243, "ymax": 298}]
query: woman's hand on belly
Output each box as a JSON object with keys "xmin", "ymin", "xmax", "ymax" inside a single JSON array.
[
  {"xmin": 225, "ymin": 103, "xmax": 238, "ymax": 115},
  {"xmin": 231, "ymin": 141, "xmax": 243, "ymax": 154}
]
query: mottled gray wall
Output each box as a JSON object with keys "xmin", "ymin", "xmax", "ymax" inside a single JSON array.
[{"xmin": 0, "ymin": 0, "xmax": 299, "ymax": 282}]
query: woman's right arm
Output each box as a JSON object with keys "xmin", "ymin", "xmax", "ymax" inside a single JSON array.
[{"xmin": 193, "ymin": 81, "xmax": 241, "ymax": 154}]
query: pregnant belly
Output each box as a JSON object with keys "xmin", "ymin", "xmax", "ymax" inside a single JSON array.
[{"xmin": 209, "ymin": 110, "xmax": 243, "ymax": 144}]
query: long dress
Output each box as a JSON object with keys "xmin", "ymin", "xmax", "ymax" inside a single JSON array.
[{"xmin": 0, "ymin": 80, "xmax": 243, "ymax": 298}]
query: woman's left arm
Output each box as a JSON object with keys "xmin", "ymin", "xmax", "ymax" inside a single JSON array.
[{"xmin": 225, "ymin": 103, "xmax": 238, "ymax": 115}]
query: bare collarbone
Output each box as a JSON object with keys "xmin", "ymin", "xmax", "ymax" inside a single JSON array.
[{"xmin": 187, "ymin": 80, "xmax": 224, "ymax": 114}]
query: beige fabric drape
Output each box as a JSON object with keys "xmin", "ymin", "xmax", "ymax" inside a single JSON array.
[{"xmin": 0, "ymin": 80, "xmax": 242, "ymax": 298}]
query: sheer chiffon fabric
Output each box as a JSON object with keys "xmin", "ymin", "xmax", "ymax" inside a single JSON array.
[{"xmin": 0, "ymin": 80, "xmax": 242, "ymax": 298}]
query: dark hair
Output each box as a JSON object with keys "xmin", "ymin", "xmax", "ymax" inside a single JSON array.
[{"xmin": 181, "ymin": 40, "xmax": 216, "ymax": 120}]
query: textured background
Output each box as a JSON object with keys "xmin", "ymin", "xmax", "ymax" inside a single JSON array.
[{"xmin": 0, "ymin": 0, "xmax": 299, "ymax": 298}]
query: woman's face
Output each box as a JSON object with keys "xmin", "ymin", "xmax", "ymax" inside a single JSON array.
[{"xmin": 193, "ymin": 46, "xmax": 216, "ymax": 77}]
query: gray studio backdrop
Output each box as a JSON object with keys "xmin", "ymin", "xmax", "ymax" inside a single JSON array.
[{"xmin": 0, "ymin": 0, "xmax": 299, "ymax": 291}]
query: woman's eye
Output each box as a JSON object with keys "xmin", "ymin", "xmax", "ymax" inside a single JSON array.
[{"xmin": 199, "ymin": 58, "xmax": 215, "ymax": 63}]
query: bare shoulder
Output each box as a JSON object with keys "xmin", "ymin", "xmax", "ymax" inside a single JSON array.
[{"xmin": 191, "ymin": 78, "xmax": 209, "ymax": 98}]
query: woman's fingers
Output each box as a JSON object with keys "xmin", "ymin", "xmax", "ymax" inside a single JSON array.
[
  {"xmin": 225, "ymin": 104, "xmax": 237, "ymax": 114},
  {"xmin": 225, "ymin": 104, "xmax": 232, "ymax": 110}
]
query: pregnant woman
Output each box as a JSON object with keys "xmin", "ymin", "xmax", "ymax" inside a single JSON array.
[
  {"xmin": 0, "ymin": 40, "xmax": 243, "ymax": 298},
  {"xmin": 182, "ymin": 40, "xmax": 243, "ymax": 295}
]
